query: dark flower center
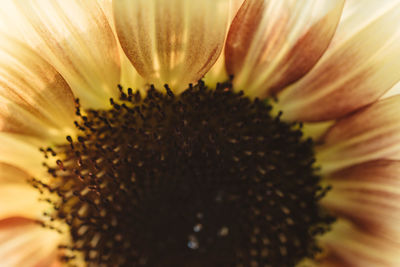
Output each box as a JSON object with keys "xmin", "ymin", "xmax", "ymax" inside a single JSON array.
[{"xmin": 33, "ymin": 81, "xmax": 333, "ymax": 267}]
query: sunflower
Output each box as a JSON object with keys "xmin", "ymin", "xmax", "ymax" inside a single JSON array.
[{"xmin": 1, "ymin": 0, "xmax": 400, "ymax": 266}]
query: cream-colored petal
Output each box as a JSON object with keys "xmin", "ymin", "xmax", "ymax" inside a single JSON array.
[
  {"xmin": 330, "ymin": 0, "xmax": 400, "ymax": 47},
  {"xmin": 279, "ymin": 2, "xmax": 400, "ymax": 122},
  {"xmin": 97, "ymin": 0, "xmax": 114, "ymax": 29},
  {"xmin": 0, "ymin": 133, "xmax": 48, "ymax": 177},
  {"xmin": 4, "ymin": 0, "xmax": 121, "ymax": 108},
  {"xmin": 322, "ymin": 160, "xmax": 400, "ymax": 243},
  {"xmin": 203, "ymin": 0, "xmax": 245, "ymax": 87},
  {"xmin": 0, "ymin": 35, "xmax": 75, "ymax": 139},
  {"xmin": 98, "ymin": 0, "xmax": 146, "ymax": 92},
  {"xmin": 35, "ymin": 253, "xmax": 61, "ymax": 267},
  {"xmin": 225, "ymin": 0, "xmax": 344, "ymax": 98},
  {"xmin": 0, "ymin": 163, "xmax": 48, "ymax": 220},
  {"xmin": 316, "ymin": 96, "xmax": 400, "ymax": 174},
  {"xmin": 320, "ymin": 220, "xmax": 400, "ymax": 267},
  {"xmin": 0, "ymin": 218, "xmax": 60, "ymax": 267},
  {"xmin": 0, "ymin": 185, "xmax": 48, "ymax": 220},
  {"xmin": 383, "ymin": 81, "xmax": 400, "ymax": 99},
  {"xmin": 0, "ymin": 1, "xmax": 22, "ymax": 39},
  {"xmin": 0, "ymin": 163, "xmax": 30, "ymax": 184},
  {"xmin": 113, "ymin": 0, "xmax": 230, "ymax": 93}
]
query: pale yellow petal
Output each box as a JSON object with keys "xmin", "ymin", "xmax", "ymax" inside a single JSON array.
[
  {"xmin": 322, "ymin": 160, "xmax": 400, "ymax": 243},
  {"xmin": 0, "ymin": 1, "xmax": 20, "ymax": 39},
  {"xmin": 279, "ymin": 2, "xmax": 400, "ymax": 122},
  {"xmin": 0, "ymin": 163, "xmax": 49, "ymax": 220},
  {"xmin": 0, "ymin": 133, "xmax": 47, "ymax": 177},
  {"xmin": 97, "ymin": 0, "xmax": 114, "ymax": 29},
  {"xmin": 225, "ymin": 0, "xmax": 344, "ymax": 97},
  {"xmin": 0, "ymin": 185, "xmax": 48, "ymax": 220},
  {"xmin": 316, "ymin": 96, "xmax": 400, "ymax": 174},
  {"xmin": 0, "ymin": 163, "xmax": 30, "ymax": 184},
  {"xmin": 0, "ymin": 218, "xmax": 60, "ymax": 267},
  {"xmin": 113, "ymin": 0, "xmax": 230, "ymax": 93},
  {"xmin": 98, "ymin": 0, "xmax": 146, "ymax": 92},
  {"xmin": 203, "ymin": 0, "xmax": 245, "ymax": 87},
  {"xmin": 4, "ymin": 0, "xmax": 121, "ymax": 108},
  {"xmin": 383, "ymin": 81, "xmax": 400, "ymax": 99},
  {"xmin": 320, "ymin": 220, "xmax": 400, "ymax": 267},
  {"xmin": 0, "ymin": 35, "xmax": 75, "ymax": 139},
  {"xmin": 330, "ymin": 0, "xmax": 400, "ymax": 47}
]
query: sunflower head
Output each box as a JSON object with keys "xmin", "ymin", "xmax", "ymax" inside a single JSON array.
[
  {"xmin": 1, "ymin": 0, "xmax": 400, "ymax": 267},
  {"xmin": 32, "ymin": 82, "xmax": 335, "ymax": 266}
]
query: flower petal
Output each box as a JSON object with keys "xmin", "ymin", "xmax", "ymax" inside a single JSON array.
[
  {"xmin": 5, "ymin": 0, "xmax": 121, "ymax": 108},
  {"xmin": 0, "ymin": 218, "xmax": 60, "ymax": 267},
  {"xmin": 383, "ymin": 81, "xmax": 400, "ymax": 99},
  {"xmin": 322, "ymin": 160, "xmax": 400, "ymax": 243},
  {"xmin": 316, "ymin": 96, "xmax": 400, "ymax": 174},
  {"xmin": 279, "ymin": 2, "xmax": 400, "ymax": 122},
  {"xmin": 0, "ymin": 35, "xmax": 75, "ymax": 139},
  {"xmin": 0, "ymin": 133, "xmax": 46, "ymax": 177},
  {"xmin": 203, "ymin": 0, "xmax": 245, "ymax": 87},
  {"xmin": 0, "ymin": 162, "xmax": 49, "ymax": 220},
  {"xmin": 0, "ymin": 185, "xmax": 48, "ymax": 220},
  {"xmin": 98, "ymin": 0, "xmax": 146, "ymax": 92},
  {"xmin": 113, "ymin": 0, "xmax": 230, "ymax": 93},
  {"xmin": 225, "ymin": 0, "xmax": 344, "ymax": 98},
  {"xmin": 0, "ymin": 163, "xmax": 30, "ymax": 184},
  {"xmin": 320, "ymin": 220, "xmax": 400, "ymax": 267},
  {"xmin": 330, "ymin": 0, "xmax": 400, "ymax": 47}
]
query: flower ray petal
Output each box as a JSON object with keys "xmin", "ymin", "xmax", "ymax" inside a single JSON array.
[
  {"xmin": 0, "ymin": 163, "xmax": 48, "ymax": 220},
  {"xmin": 225, "ymin": 0, "xmax": 344, "ymax": 97},
  {"xmin": 6, "ymin": 0, "xmax": 121, "ymax": 108},
  {"xmin": 0, "ymin": 185, "xmax": 48, "ymax": 220},
  {"xmin": 320, "ymin": 220, "xmax": 400, "ymax": 267},
  {"xmin": 316, "ymin": 96, "xmax": 400, "ymax": 173},
  {"xmin": 203, "ymin": 0, "xmax": 245, "ymax": 86},
  {"xmin": 0, "ymin": 133, "xmax": 48, "ymax": 177},
  {"xmin": 279, "ymin": 1, "xmax": 400, "ymax": 122},
  {"xmin": 0, "ymin": 35, "xmax": 75, "ymax": 139},
  {"xmin": 383, "ymin": 80, "xmax": 400, "ymax": 99},
  {"xmin": 322, "ymin": 160, "xmax": 400, "ymax": 243},
  {"xmin": 0, "ymin": 163, "xmax": 30, "ymax": 184},
  {"xmin": 113, "ymin": 0, "xmax": 230, "ymax": 93},
  {"xmin": 98, "ymin": 0, "xmax": 146, "ymax": 92},
  {"xmin": 0, "ymin": 218, "xmax": 60, "ymax": 267}
]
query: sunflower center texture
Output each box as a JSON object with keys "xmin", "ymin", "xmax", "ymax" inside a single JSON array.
[{"xmin": 33, "ymin": 81, "xmax": 333, "ymax": 267}]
